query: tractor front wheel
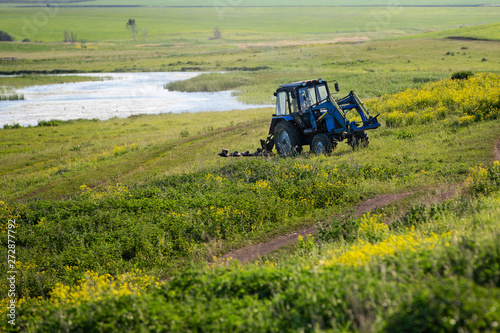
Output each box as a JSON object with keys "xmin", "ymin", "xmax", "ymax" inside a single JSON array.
[
  {"xmin": 310, "ymin": 133, "xmax": 333, "ymax": 155},
  {"xmin": 274, "ymin": 121, "xmax": 302, "ymax": 156}
]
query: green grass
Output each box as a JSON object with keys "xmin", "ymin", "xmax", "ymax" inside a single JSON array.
[
  {"xmin": 397, "ymin": 22, "xmax": 500, "ymax": 41},
  {"xmin": 2, "ymin": 0, "xmax": 500, "ymax": 6},
  {"xmin": 0, "ymin": 109, "xmax": 273, "ymax": 201},
  {"xmin": 0, "ymin": 74, "xmax": 102, "ymax": 88}
]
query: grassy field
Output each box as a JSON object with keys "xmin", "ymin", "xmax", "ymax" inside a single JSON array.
[
  {"xmin": 0, "ymin": 1, "xmax": 500, "ymax": 331},
  {"xmin": 399, "ymin": 22, "xmax": 500, "ymax": 41},
  {"xmin": 1, "ymin": 37, "xmax": 499, "ymax": 104},
  {"xmin": 0, "ymin": 6, "xmax": 498, "ymax": 44},
  {"xmin": 2, "ymin": 0, "xmax": 500, "ymax": 6},
  {"xmin": 1, "ymin": 73, "xmax": 499, "ymax": 331}
]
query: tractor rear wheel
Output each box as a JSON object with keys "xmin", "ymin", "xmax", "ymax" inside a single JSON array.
[
  {"xmin": 310, "ymin": 133, "xmax": 333, "ymax": 155},
  {"xmin": 274, "ymin": 121, "xmax": 302, "ymax": 156}
]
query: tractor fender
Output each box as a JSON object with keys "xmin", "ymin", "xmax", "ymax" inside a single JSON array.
[{"xmin": 268, "ymin": 116, "xmax": 293, "ymax": 135}]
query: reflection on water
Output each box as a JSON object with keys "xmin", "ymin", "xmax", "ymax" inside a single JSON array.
[{"xmin": 0, "ymin": 72, "xmax": 267, "ymax": 127}]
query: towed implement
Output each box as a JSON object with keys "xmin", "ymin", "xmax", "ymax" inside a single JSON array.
[{"xmin": 219, "ymin": 78, "xmax": 380, "ymax": 157}]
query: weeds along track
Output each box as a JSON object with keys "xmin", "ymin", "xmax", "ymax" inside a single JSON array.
[
  {"xmin": 218, "ymin": 136, "xmax": 500, "ymax": 264},
  {"xmin": 218, "ymin": 192, "xmax": 415, "ymax": 264},
  {"xmin": 218, "ymin": 189, "xmax": 456, "ymax": 264}
]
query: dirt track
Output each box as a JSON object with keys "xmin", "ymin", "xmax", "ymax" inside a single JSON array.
[
  {"xmin": 495, "ymin": 137, "xmax": 500, "ymax": 161},
  {"xmin": 218, "ymin": 137, "xmax": 500, "ymax": 264},
  {"xmin": 219, "ymin": 192, "xmax": 413, "ymax": 263}
]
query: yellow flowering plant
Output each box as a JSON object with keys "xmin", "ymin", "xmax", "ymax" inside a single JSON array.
[{"xmin": 369, "ymin": 73, "xmax": 500, "ymax": 128}]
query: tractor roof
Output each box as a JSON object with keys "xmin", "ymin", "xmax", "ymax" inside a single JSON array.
[{"xmin": 277, "ymin": 78, "xmax": 325, "ymax": 90}]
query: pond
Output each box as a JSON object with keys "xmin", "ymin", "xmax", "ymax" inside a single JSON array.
[{"xmin": 0, "ymin": 72, "xmax": 268, "ymax": 127}]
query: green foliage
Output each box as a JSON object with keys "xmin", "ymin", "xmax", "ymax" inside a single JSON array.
[
  {"xmin": 384, "ymin": 277, "xmax": 500, "ymax": 332},
  {"xmin": 396, "ymin": 130, "xmax": 413, "ymax": 139},
  {"xmin": 2, "ymin": 123, "xmax": 21, "ymax": 129},
  {"xmin": 37, "ymin": 119, "xmax": 63, "ymax": 127},
  {"xmin": 391, "ymin": 202, "xmax": 448, "ymax": 230},
  {"xmin": 463, "ymin": 162, "xmax": 500, "ymax": 197},
  {"xmin": 297, "ymin": 234, "xmax": 315, "ymax": 252},
  {"xmin": 0, "ymin": 7, "xmax": 499, "ymax": 328},
  {"xmin": 165, "ymin": 72, "xmax": 254, "ymax": 93},
  {"xmin": 317, "ymin": 213, "xmax": 360, "ymax": 243},
  {"xmin": 17, "ymin": 227, "xmax": 500, "ymax": 332},
  {"xmin": 0, "ymin": 157, "xmax": 359, "ymax": 299},
  {"xmin": 373, "ymin": 73, "xmax": 500, "ymax": 129},
  {"xmin": 451, "ymin": 70, "xmax": 474, "ymax": 80},
  {"xmin": 179, "ymin": 129, "xmax": 189, "ymax": 138},
  {"xmin": 0, "ymin": 30, "xmax": 13, "ymax": 41}
]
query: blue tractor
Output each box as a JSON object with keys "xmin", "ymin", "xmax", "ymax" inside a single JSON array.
[{"xmin": 260, "ymin": 78, "xmax": 380, "ymax": 156}]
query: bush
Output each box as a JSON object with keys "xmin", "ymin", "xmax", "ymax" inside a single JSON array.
[
  {"xmin": 3, "ymin": 123, "xmax": 22, "ymax": 129},
  {"xmin": 37, "ymin": 120, "xmax": 63, "ymax": 127},
  {"xmin": 451, "ymin": 70, "xmax": 474, "ymax": 80}
]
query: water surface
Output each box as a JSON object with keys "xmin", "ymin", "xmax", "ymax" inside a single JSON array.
[{"xmin": 0, "ymin": 72, "xmax": 266, "ymax": 127}]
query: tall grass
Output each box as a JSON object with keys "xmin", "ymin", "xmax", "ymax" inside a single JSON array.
[
  {"xmin": 0, "ymin": 93, "xmax": 23, "ymax": 100},
  {"xmin": 0, "ymin": 87, "xmax": 24, "ymax": 100},
  {"xmin": 0, "ymin": 75, "xmax": 102, "ymax": 88}
]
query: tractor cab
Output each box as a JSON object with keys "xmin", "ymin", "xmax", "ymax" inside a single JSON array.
[{"xmin": 274, "ymin": 79, "xmax": 331, "ymax": 116}]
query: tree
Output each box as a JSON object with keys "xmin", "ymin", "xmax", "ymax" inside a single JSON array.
[
  {"xmin": 212, "ymin": 27, "xmax": 222, "ymax": 40},
  {"xmin": 0, "ymin": 31, "xmax": 13, "ymax": 42},
  {"xmin": 126, "ymin": 18, "xmax": 137, "ymax": 42},
  {"xmin": 64, "ymin": 30, "xmax": 77, "ymax": 43}
]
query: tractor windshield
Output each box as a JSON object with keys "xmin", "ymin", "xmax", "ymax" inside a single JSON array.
[
  {"xmin": 298, "ymin": 87, "xmax": 317, "ymax": 111},
  {"xmin": 316, "ymin": 84, "xmax": 329, "ymax": 102}
]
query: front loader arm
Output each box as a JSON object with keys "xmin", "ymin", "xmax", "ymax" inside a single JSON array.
[{"xmin": 337, "ymin": 91, "xmax": 380, "ymax": 131}]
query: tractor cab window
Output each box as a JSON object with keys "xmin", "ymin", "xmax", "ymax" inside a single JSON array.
[
  {"xmin": 276, "ymin": 91, "xmax": 287, "ymax": 115},
  {"xmin": 316, "ymin": 84, "xmax": 329, "ymax": 102},
  {"xmin": 276, "ymin": 91, "xmax": 299, "ymax": 115},
  {"xmin": 298, "ymin": 87, "xmax": 317, "ymax": 111}
]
